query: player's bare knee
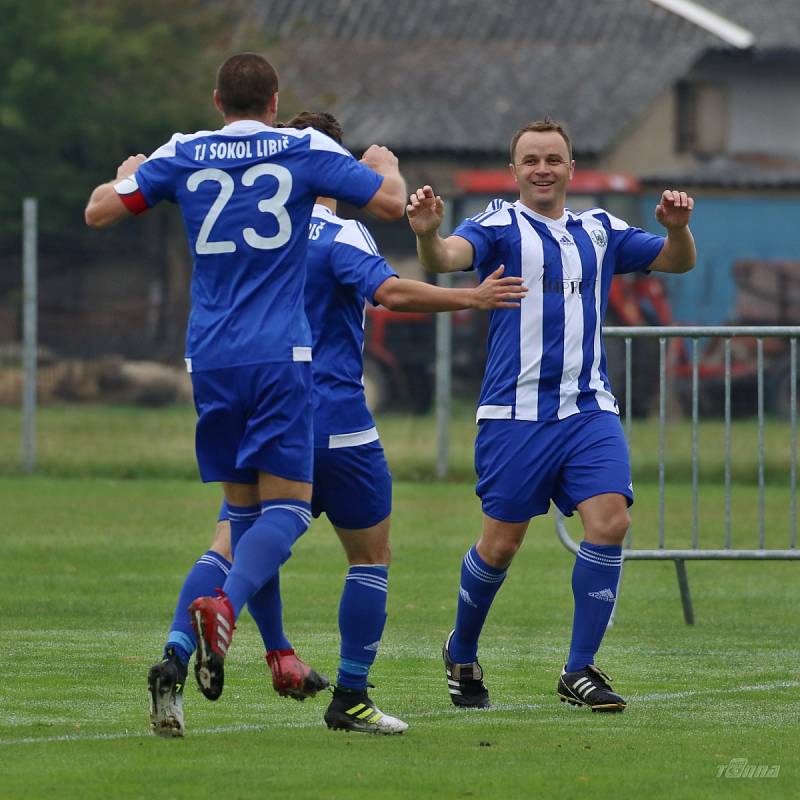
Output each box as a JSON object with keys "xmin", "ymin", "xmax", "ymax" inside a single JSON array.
[
  {"xmin": 339, "ymin": 534, "xmax": 390, "ymax": 565},
  {"xmin": 346, "ymin": 543, "xmax": 391, "ymax": 566},
  {"xmin": 587, "ymin": 510, "xmax": 630, "ymax": 544},
  {"xmin": 337, "ymin": 523, "xmax": 391, "ymax": 565},
  {"xmin": 479, "ymin": 517, "xmax": 528, "ymax": 568},
  {"xmin": 609, "ymin": 508, "xmax": 631, "ymax": 542},
  {"xmin": 478, "ymin": 537, "xmax": 521, "ymax": 568}
]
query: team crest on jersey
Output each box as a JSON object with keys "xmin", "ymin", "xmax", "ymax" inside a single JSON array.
[{"xmin": 590, "ymin": 229, "xmax": 608, "ymax": 247}]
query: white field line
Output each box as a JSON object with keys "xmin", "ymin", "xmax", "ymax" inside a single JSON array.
[{"xmin": 1, "ymin": 680, "xmax": 797, "ymax": 747}]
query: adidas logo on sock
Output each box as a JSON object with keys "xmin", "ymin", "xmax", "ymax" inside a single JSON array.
[
  {"xmin": 363, "ymin": 641, "xmax": 381, "ymax": 652},
  {"xmin": 459, "ymin": 586, "xmax": 478, "ymax": 608},
  {"xmin": 588, "ymin": 588, "xmax": 616, "ymax": 603}
]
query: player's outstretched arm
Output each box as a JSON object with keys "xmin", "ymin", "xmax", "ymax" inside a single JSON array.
[
  {"xmin": 373, "ymin": 265, "xmax": 527, "ymax": 312},
  {"xmin": 407, "ymin": 186, "xmax": 474, "ymax": 273},
  {"xmin": 649, "ymin": 189, "xmax": 696, "ymax": 274},
  {"xmin": 85, "ymin": 154, "xmax": 147, "ymax": 228},
  {"xmin": 360, "ymin": 145, "xmax": 407, "ymax": 220}
]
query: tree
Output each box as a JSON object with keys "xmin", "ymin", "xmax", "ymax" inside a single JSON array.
[{"xmin": 0, "ymin": 0, "xmax": 234, "ymax": 239}]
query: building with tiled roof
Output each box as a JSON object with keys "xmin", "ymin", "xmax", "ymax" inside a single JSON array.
[
  {"xmin": 226, "ymin": 1, "xmax": 800, "ymax": 330},
  {"xmin": 234, "ymin": 0, "xmax": 800, "ymax": 191}
]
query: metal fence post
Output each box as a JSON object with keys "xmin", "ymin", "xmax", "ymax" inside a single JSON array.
[
  {"xmin": 435, "ymin": 272, "xmax": 453, "ymax": 479},
  {"xmin": 434, "ymin": 202, "xmax": 455, "ymax": 480},
  {"xmin": 22, "ymin": 197, "xmax": 38, "ymax": 473}
]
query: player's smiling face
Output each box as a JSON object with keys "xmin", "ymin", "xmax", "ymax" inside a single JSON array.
[{"xmin": 510, "ymin": 131, "xmax": 574, "ymax": 218}]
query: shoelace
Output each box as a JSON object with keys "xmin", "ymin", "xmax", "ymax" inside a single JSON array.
[{"xmin": 587, "ymin": 665, "xmax": 614, "ymax": 688}]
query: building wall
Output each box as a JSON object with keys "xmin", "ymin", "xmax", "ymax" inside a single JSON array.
[
  {"xmin": 601, "ymin": 54, "xmax": 800, "ymax": 170},
  {"xmin": 692, "ymin": 55, "xmax": 800, "ymax": 158},
  {"xmin": 640, "ymin": 192, "xmax": 800, "ymax": 324},
  {"xmin": 599, "ymin": 88, "xmax": 692, "ymax": 174}
]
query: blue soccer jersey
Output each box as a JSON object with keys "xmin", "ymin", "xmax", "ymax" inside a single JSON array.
[
  {"xmin": 453, "ymin": 200, "xmax": 664, "ymax": 422},
  {"xmin": 304, "ymin": 204, "xmax": 397, "ymax": 448},
  {"xmin": 113, "ymin": 121, "xmax": 383, "ymax": 372}
]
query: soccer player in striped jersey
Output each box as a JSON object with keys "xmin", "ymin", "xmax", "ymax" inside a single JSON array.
[
  {"xmin": 407, "ymin": 118, "xmax": 696, "ymax": 712},
  {"xmin": 85, "ymin": 54, "xmax": 407, "ymax": 735}
]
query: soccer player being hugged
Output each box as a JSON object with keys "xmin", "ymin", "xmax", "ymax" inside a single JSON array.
[
  {"xmin": 85, "ymin": 53, "xmax": 407, "ymax": 735},
  {"xmin": 407, "ymin": 118, "xmax": 695, "ymax": 711},
  {"xmin": 214, "ymin": 110, "xmax": 526, "ymax": 735}
]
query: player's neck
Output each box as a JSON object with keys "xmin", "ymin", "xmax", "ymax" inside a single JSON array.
[
  {"xmin": 315, "ymin": 197, "xmax": 337, "ymax": 213},
  {"xmin": 222, "ymin": 112, "xmax": 276, "ymax": 127},
  {"xmin": 516, "ymin": 196, "xmax": 566, "ymax": 221}
]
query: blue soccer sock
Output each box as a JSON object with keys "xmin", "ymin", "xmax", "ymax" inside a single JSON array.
[
  {"xmin": 337, "ymin": 565, "xmax": 389, "ymax": 690},
  {"xmin": 165, "ymin": 550, "xmax": 232, "ymax": 666},
  {"xmin": 566, "ymin": 541, "xmax": 623, "ymax": 672},
  {"xmin": 219, "ymin": 501, "xmax": 292, "ymax": 651},
  {"xmin": 226, "ymin": 502, "xmax": 261, "ymax": 553},
  {"xmin": 222, "ymin": 499, "xmax": 311, "ymax": 618},
  {"xmin": 448, "ymin": 545, "xmax": 507, "ymax": 664},
  {"xmin": 247, "ymin": 574, "xmax": 293, "ymax": 652}
]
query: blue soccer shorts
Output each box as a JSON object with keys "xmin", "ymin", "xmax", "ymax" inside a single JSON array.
[
  {"xmin": 311, "ymin": 440, "xmax": 392, "ymax": 530},
  {"xmin": 474, "ymin": 410, "xmax": 634, "ymax": 523},
  {"xmin": 191, "ymin": 361, "xmax": 313, "ymax": 485}
]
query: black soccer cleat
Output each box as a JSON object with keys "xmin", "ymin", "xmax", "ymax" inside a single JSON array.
[
  {"xmin": 324, "ymin": 686, "xmax": 408, "ymax": 734},
  {"xmin": 148, "ymin": 648, "xmax": 188, "ymax": 737},
  {"xmin": 558, "ymin": 664, "xmax": 626, "ymax": 712},
  {"xmin": 443, "ymin": 630, "xmax": 490, "ymax": 709}
]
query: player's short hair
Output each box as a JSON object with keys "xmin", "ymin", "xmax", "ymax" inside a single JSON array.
[
  {"xmin": 510, "ymin": 118, "xmax": 572, "ymax": 163},
  {"xmin": 216, "ymin": 53, "xmax": 279, "ymax": 116},
  {"xmin": 284, "ymin": 111, "xmax": 343, "ymax": 145}
]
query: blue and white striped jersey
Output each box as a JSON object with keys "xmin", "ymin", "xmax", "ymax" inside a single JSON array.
[
  {"xmin": 304, "ymin": 204, "xmax": 397, "ymax": 448},
  {"xmin": 453, "ymin": 200, "xmax": 664, "ymax": 422},
  {"xmin": 115, "ymin": 120, "xmax": 383, "ymax": 372}
]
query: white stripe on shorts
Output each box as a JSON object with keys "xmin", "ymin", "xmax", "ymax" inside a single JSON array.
[
  {"xmin": 476, "ymin": 405, "xmax": 512, "ymax": 422},
  {"xmin": 328, "ymin": 427, "xmax": 379, "ymax": 449},
  {"xmin": 292, "ymin": 346, "xmax": 312, "ymax": 362}
]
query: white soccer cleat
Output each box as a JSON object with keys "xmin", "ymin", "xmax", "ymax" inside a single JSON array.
[{"xmin": 148, "ymin": 651, "xmax": 187, "ymax": 737}]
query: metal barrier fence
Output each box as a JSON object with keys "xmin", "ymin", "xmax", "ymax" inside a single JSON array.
[{"xmin": 555, "ymin": 326, "xmax": 799, "ymax": 624}]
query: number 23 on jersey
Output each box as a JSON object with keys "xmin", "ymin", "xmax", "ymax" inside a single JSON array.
[{"xmin": 187, "ymin": 165, "xmax": 293, "ymax": 254}]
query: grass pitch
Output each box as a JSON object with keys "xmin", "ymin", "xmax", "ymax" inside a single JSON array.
[
  {"xmin": 2, "ymin": 474, "xmax": 798, "ymax": 799},
  {"xmin": 0, "ymin": 402, "xmax": 797, "ymax": 484}
]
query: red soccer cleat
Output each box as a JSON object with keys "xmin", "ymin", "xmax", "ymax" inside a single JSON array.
[
  {"xmin": 265, "ymin": 648, "xmax": 329, "ymax": 701},
  {"xmin": 189, "ymin": 589, "xmax": 235, "ymax": 701}
]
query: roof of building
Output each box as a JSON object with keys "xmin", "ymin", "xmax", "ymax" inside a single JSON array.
[
  {"xmin": 700, "ymin": 0, "xmax": 800, "ymax": 48},
  {"xmin": 237, "ymin": 0, "xmax": 800, "ymax": 156},
  {"xmin": 643, "ymin": 157, "xmax": 800, "ymax": 189}
]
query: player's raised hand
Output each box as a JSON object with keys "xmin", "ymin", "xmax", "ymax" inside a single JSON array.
[
  {"xmin": 406, "ymin": 185, "xmax": 445, "ymax": 237},
  {"xmin": 360, "ymin": 144, "xmax": 399, "ymax": 175},
  {"xmin": 115, "ymin": 154, "xmax": 147, "ymax": 181},
  {"xmin": 655, "ymin": 189, "xmax": 694, "ymax": 229},
  {"xmin": 473, "ymin": 264, "xmax": 527, "ymax": 310}
]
